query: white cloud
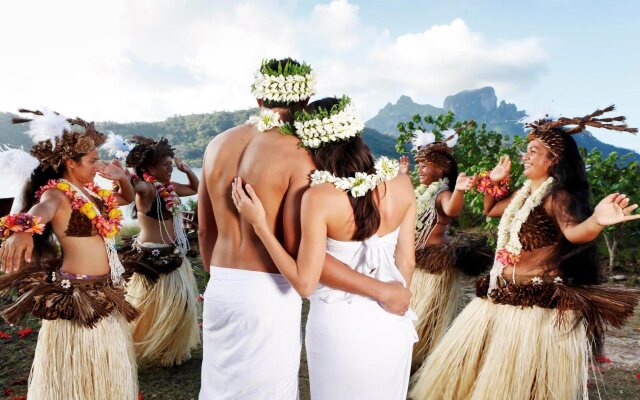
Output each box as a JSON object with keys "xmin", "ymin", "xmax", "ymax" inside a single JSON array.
[
  {"xmin": 0, "ymin": 1, "xmax": 547, "ymax": 125},
  {"xmin": 345, "ymin": 18, "xmax": 548, "ymax": 117},
  {"xmin": 306, "ymin": 0, "xmax": 362, "ymax": 51}
]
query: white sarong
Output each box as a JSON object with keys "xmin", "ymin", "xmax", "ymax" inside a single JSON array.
[
  {"xmin": 199, "ymin": 266, "xmax": 302, "ymax": 400},
  {"xmin": 306, "ymin": 229, "xmax": 417, "ymax": 400}
]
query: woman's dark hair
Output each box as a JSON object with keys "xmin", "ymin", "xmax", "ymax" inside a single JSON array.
[
  {"xmin": 442, "ymin": 153, "xmax": 459, "ymax": 192},
  {"xmin": 545, "ymin": 132, "xmax": 600, "ymax": 284},
  {"xmin": 308, "ymin": 97, "xmax": 380, "ymax": 241},
  {"xmin": 18, "ymin": 156, "xmax": 81, "ymax": 264}
]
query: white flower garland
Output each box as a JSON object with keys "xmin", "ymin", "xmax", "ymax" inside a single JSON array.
[
  {"xmin": 488, "ymin": 177, "xmax": 554, "ymax": 293},
  {"xmin": 310, "ymin": 157, "xmax": 399, "ymax": 198},
  {"xmin": 415, "ymin": 178, "xmax": 449, "ymax": 231},
  {"xmin": 294, "ymin": 103, "xmax": 365, "ymax": 149},
  {"xmin": 251, "ymin": 71, "xmax": 316, "ymax": 103},
  {"xmin": 247, "ymin": 109, "xmax": 283, "ymax": 132}
]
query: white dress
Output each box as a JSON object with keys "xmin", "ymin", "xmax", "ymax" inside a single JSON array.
[{"xmin": 305, "ymin": 228, "xmax": 417, "ymax": 400}]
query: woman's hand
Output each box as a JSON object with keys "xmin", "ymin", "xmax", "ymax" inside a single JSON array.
[
  {"xmin": 399, "ymin": 155, "xmax": 410, "ymax": 175},
  {"xmin": 454, "ymin": 172, "xmax": 477, "ymax": 192},
  {"xmin": 593, "ymin": 193, "xmax": 640, "ymax": 226},
  {"xmin": 97, "ymin": 160, "xmax": 127, "ymax": 181},
  {"xmin": 489, "ymin": 155, "xmax": 511, "ymax": 183},
  {"xmin": 232, "ymin": 177, "xmax": 267, "ymax": 230},
  {"xmin": 0, "ymin": 232, "xmax": 34, "ymax": 273},
  {"xmin": 175, "ymin": 157, "xmax": 192, "ymax": 174}
]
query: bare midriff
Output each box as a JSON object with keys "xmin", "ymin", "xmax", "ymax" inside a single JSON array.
[
  {"xmin": 137, "ymin": 212, "xmax": 176, "ymax": 244},
  {"xmin": 57, "ymin": 235, "xmax": 111, "ymax": 276},
  {"xmin": 423, "ymin": 220, "xmax": 452, "ymax": 246},
  {"xmin": 501, "ymin": 243, "xmax": 559, "ymax": 278}
]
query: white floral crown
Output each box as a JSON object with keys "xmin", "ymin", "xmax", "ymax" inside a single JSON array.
[
  {"xmin": 310, "ymin": 157, "xmax": 399, "ymax": 197},
  {"xmin": 290, "ymin": 96, "xmax": 365, "ymax": 149},
  {"xmin": 251, "ymin": 58, "xmax": 316, "ymax": 103}
]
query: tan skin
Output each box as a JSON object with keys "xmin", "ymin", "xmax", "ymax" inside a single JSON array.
[
  {"xmin": 484, "ymin": 140, "xmax": 640, "ymax": 277},
  {"xmin": 135, "ymin": 156, "xmax": 199, "ymax": 244},
  {"xmin": 0, "ymin": 150, "xmax": 135, "ymax": 275},
  {"xmin": 197, "ymin": 103, "xmax": 412, "ymax": 315},
  {"xmin": 399, "ymin": 155, "xmax": 476, "ymax": 245},
  {"xmin": 233, "ymin": 174, "xmax": 417, "ymax": 302}
]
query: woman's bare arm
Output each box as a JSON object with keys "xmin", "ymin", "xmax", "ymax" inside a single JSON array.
[{"xmin": 0, "ymin": 189, "xmax": 63, "ymax": 272}]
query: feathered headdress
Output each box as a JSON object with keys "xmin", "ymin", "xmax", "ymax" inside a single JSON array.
[
  {"xmin": 12, "ymin": 108, "xmax": 107, "ymax": 171},
  {"xmin": 414, "ymin": 121, "xmax": 473, "ymax": 170},
  {"xmin": 525, "ymin": 105, "xmax": 637, "ymax": 157}
]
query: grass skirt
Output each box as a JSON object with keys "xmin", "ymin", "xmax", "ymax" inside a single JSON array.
[
  {"xmin": 410, "ymin": 266, "xmax": 460, "ymax": 372},
  {"xmin": 410, "ymin": 297, "xmax": 589, "ymax": 400},
  {"xmin": 28, "ymin": 311, "xmax": 138, "ymax": 400},
  {"xmin": 126, "ymin": 253, "xmax": 200, "ymax": 366}
]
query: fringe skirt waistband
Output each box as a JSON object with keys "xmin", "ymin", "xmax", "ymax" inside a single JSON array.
[{"xmin": 0, "ymin": 266, "xmax": 139, "ymax": 328}]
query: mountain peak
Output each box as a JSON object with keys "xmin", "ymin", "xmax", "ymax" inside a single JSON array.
[{"xmin": 396, "ymin": 95, "xmax": 415, "ymax": 106}]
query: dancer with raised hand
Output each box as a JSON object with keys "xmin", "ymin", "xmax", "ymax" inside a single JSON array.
[
  {"xmin": 411, "ymin": 106, "xmax": 640, "ymax": 400},
  {"xmin": 105, "ymin": 135, "xmax": 200, "ymax": 367},
  {"xmin": 398, "ymin": 125, "xmax": 488, "ymax": 373},
  {"xmin": 234, "ymin": 96, "xmax": 418, "ymax": 400},
  {"xmin": 0, "ymin": 109, "xmax": 138, "ymax": 399}
]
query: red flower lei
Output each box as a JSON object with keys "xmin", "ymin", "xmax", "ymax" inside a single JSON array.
[
  {"xmin": 142, "ymin": 172, "xmax": 181, "ymax": 215},
  {"xmin": 476, "ymin": 171, "xmax": 510, "ymax": 200},
  {"xmin": 36, "ymin": 180, "xmax": 123, "ymax": 238}
]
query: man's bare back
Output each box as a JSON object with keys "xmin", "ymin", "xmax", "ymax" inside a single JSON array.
[{"xmin": 198, "ymin": 118, "xmax": 315, "ymax": 273}]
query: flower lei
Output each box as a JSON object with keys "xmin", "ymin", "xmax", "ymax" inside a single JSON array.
[
  {"xmin": 251, "ymin": 59, "xmax": 316, "ymax": 103},
  {"xmin": 142, "ymin": 173, "xmax": 183, "ymax": 215},
  {"xmin": 476, "ymin": 171, "xmax": 510, "ymax": 199},
  {"xmin": 310, "ymin": 157, "xmax": 399, "ymax": 198},
  {"xmin": 415, "ymin": 178, "xmax": 449, "ymax": 232},
  {"xmin": 36, "ymin": 179, "xmax": 123, "ymax": 238},
  {"xmin": 488, "ymin": 177, "xmax": 554, "ymax": 293},
  {"xmin": 290, "ymin": 96, "xmax": 365, "ymax": 149},
  {"xmin": 0, "ymin": 213, "xmax": 46, "ymax": 238},
  {"xmin": 247, "ymin": 109, "xmax": 283, "ymax": 132}
]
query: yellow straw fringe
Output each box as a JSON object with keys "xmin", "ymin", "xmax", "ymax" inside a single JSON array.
[
  {"xmin": 127, "ymin": 256, "xmax": 201, "ymax": 366},
  {"xmin": 410, "ymin": 298, "xmax": 589, "ymax": 400},
  {"xmin": 28, "ymin": 312, "xmax": 138, "ymax": 400},
  {"xmin": 410, "ymin": 267, "xmax": 460, "ymax": 372}
]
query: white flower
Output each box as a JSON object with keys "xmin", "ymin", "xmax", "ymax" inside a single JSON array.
[
  {"xmin": 309, "ymin": 161, "xmax": 396, "ymax": 199},
  {"xmin": 348, "ymin": 173, "xmax": 375, "ymax": 197},
  {"xmin": 61, "ymin": 279, "xmax": 71, "ymax": 289},
  {"xmin": 251, "ymin": 72, "xmax": 316, "ymax": 102},
  {"xmin": 531, "ymin": 276, "xmax": 543, "ymax": 285},
  {"xmin": 415, "ymin": 179, "xmax": 448, "ymax": 219},
  {"xmin": 310, "ymin": 170, "xmax": 336, "ymax": 186},
  {"xmin": 554, "ymin": 276, "xmax": 564, "ymax": 285},
  {"xmin": 374, "ymin": 157, "xmax": 399, "ymax": 182},
  {"xmin": 51, "ymin": 271, "xmax": 57, "ymax": 282},
  {"xmin": 152, "ymin": 249, "xmax": 161, "ymax": 257},
  {"xmin": 247, "ymin": 109, "xmax": 282, "ymax": 132},
  {"xmin": 296, "ymin": 103, "xmax": 364, "ymax": 149}
]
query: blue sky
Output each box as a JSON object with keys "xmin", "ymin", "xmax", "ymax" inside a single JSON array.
[{"xmin": 0, "ymin": 0, "xmax": 638, "ymax": 151}]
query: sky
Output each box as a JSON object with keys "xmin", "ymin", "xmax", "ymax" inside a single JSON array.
[{"xmin": 0, "ymin": 0, "xmax": 638, "ymax": 152}]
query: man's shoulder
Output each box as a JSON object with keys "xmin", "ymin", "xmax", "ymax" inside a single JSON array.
[{"xmin": 212, "ymin": 123, "xmax": 254, "ymax": 143}]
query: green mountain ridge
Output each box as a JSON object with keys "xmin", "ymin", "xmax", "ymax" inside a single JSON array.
[
  {"xmin": 1, "ymin": 87, "xmax": 637, "ymax": 165},
  {"xmin": 365, "ymin": 87, "xmax": 640, "ymax": 162}
]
